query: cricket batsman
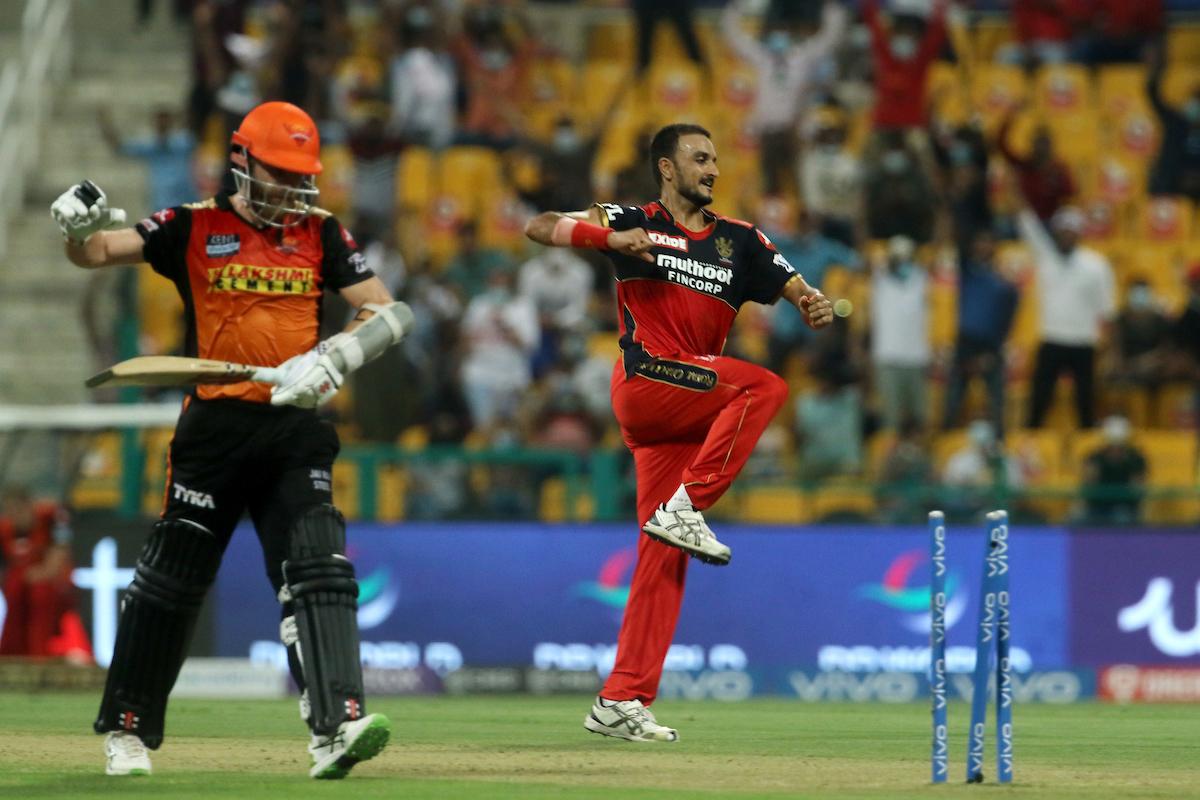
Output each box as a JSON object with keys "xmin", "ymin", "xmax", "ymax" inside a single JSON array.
[
  {"xmin": 51, "ymin": 101, "xmax": 412, "ymax": 778},
  {"xmin": 525, "ymin": 123, "xmax": 833, "ymax": 740}
]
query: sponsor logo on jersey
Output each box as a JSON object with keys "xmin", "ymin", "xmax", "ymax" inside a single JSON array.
[
  {"xmin": 349, "ymin": 251, "xmax": 368, "ymax": 273},
  {"xmin": 648, "ymin": 231, "xmax": 689, "ymax": 252},
  {"xmin": 205, "ymin": 233, "xmax": 241, "ymax": 258},
  {"xmin": 152, "ymin": 208, "xmax": 175, "ymax": 225},
  {"xmin": 206, "ymin": 263, "xmax": 315, "ymax": 295},
  {"xmin": 715, "ymin": 236, "xmax": 734, "ymax": 262},
  {"xmin": 172, "ymin": 482, "xmax": 215, "ymax": 509},
  {"xmin": 773, "ymin": 252, "xmax": 796, "ymax": 274},
  {"xmin": 656, "ymin": 253, "xmax": 733, "ymax": 296},
  {"xmin": 340, "ymin": 224, "xmax": 357, "ymax": 249}
]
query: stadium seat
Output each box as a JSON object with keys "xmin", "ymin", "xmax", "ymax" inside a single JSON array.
[
  {"xmin": 1135, "ymin": 196, "xmax": 1193, "ymax": 242},
  {"xmin": 138, "ymin": 271, "xmax": 185, "ymax": 356},
  {"xmin": 333, "ymin": 460, "xmax": 360, "ymax": 520},
  {"xmin": 69, "ymin": 432, "xmax": 122, "ymax": 509},
  {"xmin": 865, "ymin": 431, "xmax": 898, "ymax": 480},
  {"xmin": 478, "ymin": 191, "xmax": 529, "ymax": 254},
  {"xmin": 1068, "ymin": 429, "xmax": 1199, "ymax": 524},
  {"xmin": 1034, "ymin": 64, "xmax": 1093, "ymax": 117},
  {"xmin": 586, "ymin": 20, "xmax": 633, "ymax": 62},
  {"xmin": 141, "ymin": 427, "xmax": 175, "ymax": 514},
  {"xmin": 970, "ymin": 65, "xmax": 1028, "ymax": 131},
  {"xmin": 578, "ymin": 61, "xmax": 632, "ymax": 123},
  {"xmin": 1081, "ymin": 196, "xmax": 1120, "ymax": 242},
  {"xmin": 739, "ymin": 487, "xmax": 812, "ymax": 524},
  {"xmin": 1161, "ymin": 65, "xmax": 1200, "ymax": 107},
  {"xmin": 1049, "ymin": 111, "xmax": 1102, "ymax": 165},
  {"xmin": 808, "ymin": 483, "xmax": 877, "ymax": 522},
  {"xmin": 1097, "ymin": 65, "xmax": 1151, "ymax": 119},
  {"xmin": 376, "ymin": 465, "xmax": 407, "ymax": 522},
  {"xmin": 927, "ymin": 62, "xmax": 969, "ymax": 126},
  {"xmin": 1092, "ymin": 155, "xmax": 1144, "ymax": 206},
  {"xmin": 395, "ymin": 147, "xmax": 435, "ymax": 211},
  {"xmin": 317, "ymin": 144, "xmax": 354, "ymax": 218},
  {"xmin": 646, "ymin": 63, "xmax": 704, "ymax": 120},
  {"xmin": 439, "ymin": 147, "xmax": 503, "ymax": 218},
  {"xmin": 1167, "ymin": 25, "xmax": 1200, "ymax": 63},
  {"xmin": 716, "ymin": 62, "xmax": 758, "ymax": 116},
  {"xmin": 1111, "ymin": 110, "xmax": 1161, "ymax": 164},
  {"xmin": 539, "ymin": 476, "xmax": 595, "ymax": 522}
]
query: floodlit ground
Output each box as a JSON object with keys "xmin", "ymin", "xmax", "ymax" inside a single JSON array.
[{"xmin": 2, "ymin": 693, "xmax": 1198, "ymax": 799}]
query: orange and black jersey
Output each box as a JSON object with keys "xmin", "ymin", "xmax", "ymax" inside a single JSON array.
[
  {"xmin": 135, "ymin": 193, "xmax": 374, "ymax": 403},
  {"xmin": 594, "ymin": 201, "xmax": 798, "ymax": 369}
]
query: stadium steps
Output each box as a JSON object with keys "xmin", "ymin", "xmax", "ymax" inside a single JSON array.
[{"xmin": 0, "ymin": 1, "xmax": 188, "ymax": 404}]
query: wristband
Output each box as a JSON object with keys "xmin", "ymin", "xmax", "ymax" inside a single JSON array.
[{"xmin": 551, "ymin": 216, "xmax": 611, "ymax": 250}]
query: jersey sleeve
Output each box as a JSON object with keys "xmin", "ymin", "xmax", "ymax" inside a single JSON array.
[
  {"xmin": 320, "ymin": 216, "xmax": 375, "ymax": 291},
  {"xmin": 742, "ymin": 227, "xmax": 799, "ymax": 305},
  {"xmin": 135, "ymin": 206, "xmax": 192, "ymax": 282},
  {"xmin": 593, "ymin": 203, "xmax": 647, "ymax": 232}
]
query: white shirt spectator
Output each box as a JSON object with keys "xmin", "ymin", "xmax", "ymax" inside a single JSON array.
[
  {"xmin": 722, "ymin": 1, "xmax": 847, "ymax": 135},
  {"xmin": 389, "ymin": 47, "xmax": 457, "ymax": 149},
  {"xmin": 870, "ymin": 264, "xmax": 930, "ymax": 367},
  {"xmin": 517, "ymin": 248, "xmax": 593, "ymax": 331},
  {"xmin": 801, "ymin": 147, "xmax": 863, "ymax": 222},
  {"xmin": 1017, "ymin": 210, "xmax": 1116, "ymax": 347},
  {"xmin": 459, "ymin": 289, "xmax": 539, "ymax": 427},
  {"xmin": 943, "ymin": 445, "xmax": 1024, "ymax": 489}
]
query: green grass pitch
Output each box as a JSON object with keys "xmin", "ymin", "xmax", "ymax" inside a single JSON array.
[{"xmin": 1, "ymin": 692, "xmax": 1198, "ymax": 799}]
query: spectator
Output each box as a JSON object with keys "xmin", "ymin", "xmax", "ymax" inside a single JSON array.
[
  {"xmin": 932, "ymin": 121, "xmax": 992, "ymax": 253},
  {"xmin": 795, "ymin": 372, "xmax": 864, "ymax": 481},
  {"xmin": 876, "ymin": 417, "xmax": 934, "ymax": 522},
  {"xmin": 800, "ymin": 105, "xmax": 864, "ymax": 246},
  {"xmin": 943, "ymin": 229, "xmax": 1019, "ymax": 433},
  {"xmin": 998, "ymin": 0, "xmax": 1072, "ymax": 68},
  {"xmin": 518, "ymin": 247, "xmax": 594, "ymax": 376},
  {"xmin": 458, "ymin": 265, "xmax": 540, "ymax": 430},
  {"xmin": 442, "ymin": 221, "xmax": 514, "ymax": 301},
  {"xmin": 387, "ymin": 3, "xmax": 457, "ymax": 150},
  {"xmin": 865, "ymin": 131, "xmax": 937, "ymax": 243},
  {"xmin": 766, "ymin": 206, "xmax": 862, "ymax": 372},
  {"xmin": 1147, "ymin": 52, "xmax": 1200, "ymax": 202},
  {"xmin": 0, "ymin": 487, "xmax": 88, "ymax": 662},
  {"xmin": 1169, "ymin": 263, "xmax": 1200, "ymax": 420},
  {"xmin": 187, "ymin": 0, "xmax": 246, "ymax": 139},
  {"xmin": 998, "ymin": 108, "xmax": 1077, "ymax": 222},
  {"xmin": 1107, "ymin": 279, "xmax": 1171, "ymax": 410},
  {"xmin": 98, "ymin": 107, "xmax": 196, "ymax": 213},
  {"xmin": 1019, "ymin": 205, "xmax": 1116, "ymax": 428},
  {"xmin": 722, "ymin": 0, "xmax": 848, "ymax": 193},
  {"xmin": 863, "ymin": 0, "xmax": 947, "ymax": 132},
  {"xmin": 632, "ymin": 0, "xmax": 708, "ymax": 80},
  {"xmin": 346, "ymin": 104, "xmax": 404, "ymax": 244},
  {"xmin": 1069, "ymin": 0, "xmax": 1164, "ymax": 66},
  {"xmin": 453, "ymin": 5, "xmax": 532, "ymax": 149},
  {"xmin": 941, "ymin": 419, "xmax": 1024, "ymax": 517},
  {"xmin": 1080, "ymin": 415, "xmax": 1147, "ymax": 524},
  {"xmin": 870, "ymin": 236, "xmax": 931, "ymax": 430}
]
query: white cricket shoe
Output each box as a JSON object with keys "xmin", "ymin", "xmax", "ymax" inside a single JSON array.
[
  {"xmin": 308, "ymin": 713, "xmax": 391, "ymax": 779},
  {"xmin": 642, "ymin": 505, "xmax": 731, "ymax": 565},
  {"xmin": 104, "ymin": 731, "xmax": 151, "ymax": 776},
  {"xmin": 584, "ymin": 697, "xmax": 679, "ymax": 742}
]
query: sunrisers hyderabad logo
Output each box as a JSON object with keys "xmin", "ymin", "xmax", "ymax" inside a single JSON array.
[{"xmin": 857, "ymin": 550, "xmax": 968, "ymax": 634}]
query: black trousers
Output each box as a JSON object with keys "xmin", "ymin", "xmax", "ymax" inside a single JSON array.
[
  {"xmin": 161, "ymin": 397, "xmax": 340, "ymax": 591},
  {"xmin": 633, "ymin": 0, "xmax": 706, "ymax": 73},
  {"xmin": 1028, "ymin": 342, "xmax": 1097, "ymax": 428}
]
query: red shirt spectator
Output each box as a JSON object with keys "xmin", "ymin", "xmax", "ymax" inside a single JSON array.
[
  {"xmin": 998, "ymin": 112, "xmax": 1077, "ymax": 221},
  {"xmin": 1070, "ymin": 0, "xmax": 1164, "ymax": 40},
  {"xmin": 1013, "ymin": 0, "xmax": 1073, "ymax": 46},
  {"xmin": 864, "ymin": 0, "xmax": 947, "ymax": 130}
]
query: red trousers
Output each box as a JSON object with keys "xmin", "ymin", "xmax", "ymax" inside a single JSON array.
[{"xmin": 601, "ymin": 354, "xmax": 788, "ymax": 704}]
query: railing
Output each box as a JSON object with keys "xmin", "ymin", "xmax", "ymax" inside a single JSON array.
[{"xmin": 0, "ymin": 0, "xmax": 73, "ymax": 259}]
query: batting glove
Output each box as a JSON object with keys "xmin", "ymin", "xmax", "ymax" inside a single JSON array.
[
  {"xmin": 51, "ymin": 180, "xmax": 127, "ymax": 244},
  {"xmin": 270, "ymin": 336, "xmax": 349, "ymax": 409}
]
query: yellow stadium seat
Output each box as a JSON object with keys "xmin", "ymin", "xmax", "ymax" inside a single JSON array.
[
  {"xmin": 317, "ymin": 144, "xmax": 354, "ymax": 218},
  {"xmin": 1110, "ymin": 110, "xmax": 1161, "ymax": 166},
  {"xmin": 539, "ymin": 476, "xmax": 595, "ymax": 522},
  {"xmin": 587, "ymin": 20, "xmax": 634, "ymax": 62},
  {"xmin": 1167, "ymin": 25, "xmax": 1200, "ymax": 63},
  {"xmin": 424, "ymin": 194, "xmax": 470, "ymax": 268},
  {"xmin": 1136, "ymin": 196, "xmax": 1194, "ymax": 243},
  {"xmin": 716, "ymin": 62, "xmax": 758, "ymax": 116},
  {"xmin": 1081, "ymin": 196, "xmax": 1120, "ymax": 242},
  {"xmin": 1097, "ymin": 65, "xmax": 1150, "ymax": 119},
  {"xmin": 141, "ymin": 427, "xmax": 175, "ymax": 514},
  {"xmin": 739, "ymin": 487, "xmax": 812, "ymax": 524},
  {"xmin": 395, "ymin": 147, "xmax": 435, "ymax": 211},
  {"xmin": 1006, "ymin": 429, "xmax": 1065, "ymax": 485},
  {"xmin": 970, "ymin": 65, "xmax": 1029, "ymax": 130},
  {"xmin": 1161, "ymin": 65, "xmax": 1200, "ymax": 107},
  {"xmin": 333, "ymin": 460, "xmax": 360, "ymax": 520},
  {"xmin": 933, "ymin": 431, "xmax": 969, "ymax": 473},
  {"xmin": 138, "ymin": 270, "xmax": 185, "ymax": 356},
  {"xmin": 1034, "ymin": 64, "xmax": 1093, "ymax": 117},
  {"xmin": 525, "ymin": 56, "xmax": 575, "ymax": 107},
  {"xmin": 1068, "ymin": 429, "xmax": 1199, "ymax": 524},
  {"xmin": 865, "ymin": 431, "xmax": 899, "ymax": 480},
  {"xmin": 439, "ymin": 147, "xmax": 503, "ymax": 217},
  {"xmin": 1048, "ymin": 111, "xmax": 1102, "ymax": 164},
  {"xmin": 376, "ymin": 465, "xmax": 407, "ymax": 522},
  {"xmin": 70, "ymin": 431, "xmax": 122, "ymax": 509},
  {"xmin": 808, "ymin": 484, "xmax": 877, "ymax": 521},
  {"xmin": 930, "ymin": 280, "xmax": 957, "ymax": 349},
  {"xmin": 646, "ymin": 63, "xmax": 704, "ymax": 121},
  {"xmin": 477, "ymin": 192, "xmax": 529, "ymax": 254},
  {"xmin": 927, "ymin": 61, "xmax": 969, "ymax": 125},
  {"xmin": 588, "ymin": 332, "xmax": 620, "ymax": 362},
  {"xmin": 1092, "ymin": 155, "xmax": 1144, "ymax": 206},
  {"xmin": 579, "ymin": 61, "xmax": 631, "ymax": 123}
]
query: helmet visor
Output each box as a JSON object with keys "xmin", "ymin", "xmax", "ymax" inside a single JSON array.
[{"xmin": 231, "ymin": 157, "xmax": 320, "ymax": 228}]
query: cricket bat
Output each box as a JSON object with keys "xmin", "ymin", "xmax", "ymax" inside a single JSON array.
[{"xmin": 86, "ymin": 356, "xmax": 284, "ymax": 389}]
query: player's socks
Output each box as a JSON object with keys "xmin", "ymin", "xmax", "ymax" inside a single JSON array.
[
  {"xmin": 308, "ymin": 713, "xmax": 391, "ymax": 779},
  {"xmin": 664, "ymin": 484, "xmax": 692, "ymax": 512},
  {"xmin": 642, "ymin": 505, "xmax": 731, "ymax": 565},
  {"xmin": 584, "ymin": 696, "xmax": 679, "ymax": 742},
  {"xmin": 104, "ymin": 731, "xmax": 151, "ymax": 776}
]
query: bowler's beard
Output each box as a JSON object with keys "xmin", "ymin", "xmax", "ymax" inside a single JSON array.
[{"xmin": 678, "ymin": 182, "xmax": 714, "ymax": 208}]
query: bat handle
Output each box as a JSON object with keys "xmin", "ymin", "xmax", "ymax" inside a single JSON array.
[{"xmin": 251, "ymin": 367, "xmax": 285, "ymax": 385}]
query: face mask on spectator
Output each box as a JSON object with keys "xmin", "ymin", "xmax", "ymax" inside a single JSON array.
[
  {"xmin": 1185, "ymin": 98, "xmax": 1200, "ymax": 123},
  {"xmin": 881, "ymin": 150, "xmax": 910, "ymax": 174},
  {"xmin": 890, "ymin": 34, "xmax": 918, "ymax": 60},
  {"xmin": 766, "ymin": 30, "xmax": 791, "ymax": 55},
  {"xmin": 552, "ymin": 126, "xmax": 581, "ymax": 154},
  {"xmin": 1127, "ymin": 285, "xmax": 1153, "ymax": 311},
  {"xmin": 480, "ymin": 47, "xmax": 511, "ymax": 71},
  {"xmin": 950, "ymin": 142, "xmax": 973, "ymax": 166}
]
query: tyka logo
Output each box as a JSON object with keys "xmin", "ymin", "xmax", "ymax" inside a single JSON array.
[
  {"xmin": 173, "ymin": 483, "xmax": 215, "ymax": 509},
  {"xmin": 859, "ymin": 550, "xmax": 968, "ymax": 634},
  {"xmin": 1117, "ymin": 577, "xmax": 1200, "ymax": 657}
]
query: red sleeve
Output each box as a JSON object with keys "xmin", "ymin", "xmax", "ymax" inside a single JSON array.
[
  {"xmin": 863, "ymin": 0, "xmax": 891, "ymax": 64},
  {"xmin": 918, "ymin": 6, "xmax": 948, "ymax": 65}
]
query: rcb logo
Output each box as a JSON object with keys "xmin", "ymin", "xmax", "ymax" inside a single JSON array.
[{"xmin": 715, "ymin": 237, "xmax": 734, "ymax": 262}]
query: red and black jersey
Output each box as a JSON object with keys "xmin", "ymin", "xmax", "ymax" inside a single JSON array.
[
  {"xmin": 135, "ymin": 193, "xmax": 374, "ymax": 403},
  {"xmin": 594, "ymin": 201, "xmax": 798, "ymax": 372},
  {"xmin": 0, "ymin": 502, "xmax": 68, "ymax": 572}
]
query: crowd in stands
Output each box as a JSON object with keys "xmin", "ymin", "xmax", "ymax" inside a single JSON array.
[{"xmin": 98, "ymin": 0, "xmax": 1200, "ymax": 524}]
